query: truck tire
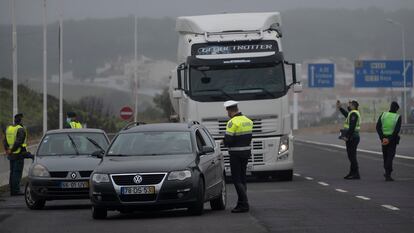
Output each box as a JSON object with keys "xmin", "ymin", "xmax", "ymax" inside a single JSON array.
[{"xmin": 25, "ymin": 183, "xmax": 46, "ymax": 210}]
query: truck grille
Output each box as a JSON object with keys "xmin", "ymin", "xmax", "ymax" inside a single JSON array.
[{"xmin": 202, "ymin": 117, "xmax": 278, "ymax": 136}]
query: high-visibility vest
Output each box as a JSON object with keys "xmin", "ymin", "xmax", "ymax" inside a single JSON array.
[
  {"xmin": 5, "ymin": 125, "xmax": 27, "ymax": 154},
  {"xmin": 69, "ymin": 121, "xmax": 82, "ymax": 129},
  {"xmin": 381, "ymin": 112, "xmax": 400, "ymax": 136},
  {"xmin": 225, "ymin": 114, "xmax": 253, "ymax": 151},
  {"xmin": 344, "ymin": 110, "xmax": 361, "ymax": 132}
]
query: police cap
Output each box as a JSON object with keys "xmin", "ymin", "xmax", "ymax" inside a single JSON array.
[{"xmin": 224, "ymin": 100, "xmax": 238, "ymax": 108}]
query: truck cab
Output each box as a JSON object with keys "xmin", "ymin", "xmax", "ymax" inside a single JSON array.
[{"xmin": 170, "ymin": 12, "xmax": 302, "ymax": 180}]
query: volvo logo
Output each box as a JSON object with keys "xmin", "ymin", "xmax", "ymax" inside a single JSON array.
[
  {"xmin": 70, "ymin": 172, "xmax": 77, "ymax": 179},
  {"xmin": 133, "ymin": 175, "xmax": 143, "ymax": 184}
]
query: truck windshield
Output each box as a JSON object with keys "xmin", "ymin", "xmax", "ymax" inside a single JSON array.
[{"xmin": 189, "ymin": 62, "xmax": 286, "ymax": 102}]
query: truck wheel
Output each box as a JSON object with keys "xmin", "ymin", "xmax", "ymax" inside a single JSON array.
[
  {"xmin": 188, "ymin": 178, "xmax": 205, "ymax": 215},
  {"xmin": 210, "ymin": 175, "xmax": 226, "ymax": 210},
  {"xmin": 25, "ymin": 183, "xmax": 45, "ymax": 210},
  {"xmin": 92, "ymin": 206, "xmax": 107, "ymax": 219}
]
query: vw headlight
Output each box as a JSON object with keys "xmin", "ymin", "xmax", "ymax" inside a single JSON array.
[
  {"xmin": 168, "ymin": 170, "xmax": 192, "ymax": 181},
  {"xmin": 31, "ymin": 164, "xmax": 50, "ymax": 177},
  {"xmin": 92, "ymin": 173, "xmax": 110, "ymax": 183},
  {"xmin": 278, "ymin": 135, "xmax": 289, "ymax": 155}
]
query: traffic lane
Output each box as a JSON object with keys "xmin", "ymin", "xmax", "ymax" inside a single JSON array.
[
  {"xmin": 248, "ymin": 179, "xmax": 414, "ymax": 233},
  {"xmin": 294, "ymin": 141, "xmax": 414, "ymax": 218},
  {"xmin": 2, "ymin": 180, "xmax": 414, "ymax": 233},
  {"xmin": 0, "ymin": 192, "xmax": 267, "ymax": 233}
]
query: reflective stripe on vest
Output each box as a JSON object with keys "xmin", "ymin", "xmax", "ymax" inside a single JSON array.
[
  {"xmin": 381, "ymin": 112, "xmax": 399, "ymax": 136},
  {"xmin": 5, "ymin": 125, "xmax": 27, "ymax": 154},
  {"xmin": 69, "ymin": 121, "xmax": 82, "ymax": 129},
  {"xmin": 228, "ymin": 146, "xmax": 252, "ymax": 151},
  {"xmin": 344, "ymin": 110, "xmax": 361, "ymax": 131}
]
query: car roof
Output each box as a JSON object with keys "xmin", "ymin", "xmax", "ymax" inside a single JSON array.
[
  {"xmin": 121, "ymin": 123, "xmax": 200, "ymax": 133},
  {"xmin": 45, "ymin": 128, "xmax": 106, "ymax": 135}
]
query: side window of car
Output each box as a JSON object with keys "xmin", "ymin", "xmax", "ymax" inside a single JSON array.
[
  {"xmin": 201, "ymin": 128, "xmax": 215, "ymax": 148},
  {"xmin": 195, "ymin": 130, "xmax": 206, "ymax": 151},
  {"xmin": 199, "ymin": 128, "xmax": 214, "ymax": 148}
]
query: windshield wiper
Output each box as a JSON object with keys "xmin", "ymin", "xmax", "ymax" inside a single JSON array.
[
  {"xmin": 86, "ymin": 137, "xmax": 105, "ymax": 153},
  {"xmin": 237, "ymin": 88, "xmax": 276, "ymax": 98},
  {"xmin": 67, "ymin": 134, "xmax": 80, "ymax": 155},
  {"xmin": 193, "ymin": 89, "xmax": 232, "ymax": 98}
]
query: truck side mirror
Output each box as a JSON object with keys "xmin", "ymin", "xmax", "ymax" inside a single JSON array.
[
  {"xmin": 293, "ymin": 63, "xmax": 302, "ymax": 93},
  {"xmin": 177, "ymin": 63, "xmax": 187, "ymax": 90}
]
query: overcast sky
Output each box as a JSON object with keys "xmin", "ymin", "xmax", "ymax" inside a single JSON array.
[{"xmin": 1, "ymin": 0, "xmax": 414, "ymax": 25}]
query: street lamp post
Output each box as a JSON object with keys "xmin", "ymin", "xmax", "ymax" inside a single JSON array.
[{"xmin": 386, "ymin": 18, "xmax": 407, "ymax": 124}]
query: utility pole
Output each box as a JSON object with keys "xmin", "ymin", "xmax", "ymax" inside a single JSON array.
[
  {"xmin": 43, "ymin": 0, "xmax": 48, "ymax": 134},
  {"xmin": 11, "ymin": 0, "xmax": 18, "ymax": 119},
  {"xmin": 59, "ymin": 0, "xmax": 64, "ymax": 129},
  {"xmin": 134, "ymin": 15, "xmax": 138, "ymax": 122}
]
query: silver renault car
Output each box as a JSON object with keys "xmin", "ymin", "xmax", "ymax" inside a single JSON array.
[{"xmin": 25, "ymin": 128, "xmax": 109, "ymax": 209}]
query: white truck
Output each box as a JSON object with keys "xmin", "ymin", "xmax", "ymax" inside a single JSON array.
[{"xmin": 169, "ymin": 12, "xmax": 302, "ymax": 181}]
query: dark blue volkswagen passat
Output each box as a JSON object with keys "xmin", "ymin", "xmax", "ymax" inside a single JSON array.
[
  {"xmin": 25, "ymin": 129, "xmax": 109, "ymax": 209},
  {"xmin": 90, "ymin": 122, "xmax": 226, "ymax": 219}
]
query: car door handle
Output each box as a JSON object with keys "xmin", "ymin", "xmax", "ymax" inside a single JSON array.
[{"xmin": 211, "ymin": 160, "xmax": 216, "ymax": 165}]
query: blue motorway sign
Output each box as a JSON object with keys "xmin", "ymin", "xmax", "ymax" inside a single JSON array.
[
  {"xmin": 308, "ymin": 63, "xmax": 335, "ymax": 88},
  {"xmin": 354, "ymin": 60, "xmax": 413, "ymax": 88}
]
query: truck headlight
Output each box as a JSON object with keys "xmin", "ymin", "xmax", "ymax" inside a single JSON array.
[
  {"xmin": 278, "ymin": 135, "xmax": 289, "ymax": 155},
  {"xmin": 92, "ymin": 173, "xmax": 110, "ymax": 183},
  {"xmin": 31, "ymin": 164, "xmax": 50, "ymax": 177},
  {"xmin": 168, "ymin": 170, "xmax": 192, "ymax": 181}
]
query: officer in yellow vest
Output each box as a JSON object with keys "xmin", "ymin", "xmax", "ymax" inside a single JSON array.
[
  {"xmin": 223, "ymin": 100, "xmax": 253, "ymax": 213},
  {"xmin": 65, "ymin": 112, "xmax": 82, "ymax": 129},
  {"xmin": 337, "ymin": 100, "xmax": 361, "ymax": 179},
  {"xmin": 3, "ymin": 113, "xmax": 27, "ymax": 195},
  {"xmin": 376, "ymin": 101, "xmax": 401, "ymax": 181}
]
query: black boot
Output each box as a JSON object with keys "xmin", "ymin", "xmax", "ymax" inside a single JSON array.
[{"xmin": 384, "ymin": 174, "xmax": 394, "ymax": 181}]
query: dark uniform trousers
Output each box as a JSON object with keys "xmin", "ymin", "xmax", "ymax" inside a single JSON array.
[
  {"xmin": 9, "ymin": 157, "xmax": 24, "ymax": 194},
  {"xmin": 346, "ymin": 134, "xmax": 360, "ymax": 174},
  {"xmin": 382, "ymin": 140, "xmax": 397, "ymax": 176},
  {"xmin": 229, "ymin": 151, "xmax": 250, "ymax": 208}
]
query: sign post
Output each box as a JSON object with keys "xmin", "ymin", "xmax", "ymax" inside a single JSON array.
[{"xmin": 120, "ymin": 106, "xmax": 134, "ymax": 121}]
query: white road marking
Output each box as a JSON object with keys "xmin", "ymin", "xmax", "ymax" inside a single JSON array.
[
  {"xmin": 305, "ymin": 177, "xmax": 314, "ymax": 180},
  {"xmin": 318, "ymin": 182, "xmax": 329, "ymax": 186},
  {"xmin": 335, "ymin": 189, "xmax": 348, "ymax": 193},
  {"xmin": 296, "ymin": 139, "xmax": 414, "ymax": 160},
  {"xmin": 381, "ymin": 205, "xmax": 400, "ymax": 211},
  {"xmin": 293, "ymin": 173, "xmax": 301, "ymax": 177},
  {"xmin": 356, "ymin": 195, "xmax": 371, "ymax": 200}
]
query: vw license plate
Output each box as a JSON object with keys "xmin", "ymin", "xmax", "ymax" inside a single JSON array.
[
  {"xmin": 121, "ymin": 186, "xmax": 155, "ymax": 195},
  {"xmin": 60, "ymin": 181, "xmax": 89, "ymax": 189}
]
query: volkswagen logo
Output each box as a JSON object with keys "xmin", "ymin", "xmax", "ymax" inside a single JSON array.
[
  {"xmin": 133, "ymin": 175, "xmax": 142, "ymax": 184},
  {"xmin": 70, "ymin": 172, "xmax": 77, "ymax": 179}
]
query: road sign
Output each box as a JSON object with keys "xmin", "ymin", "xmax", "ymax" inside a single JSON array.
[
  {"xmin": 354, "ymin": 60, "xmax": 413, "ymax": 88},
  {"xmin": 120, "ymin": 106, "xmax": 133, "ymax": 120},
  {"xmin": 308, "ymin": 63, "xmax": 335, "ymax": 88}
]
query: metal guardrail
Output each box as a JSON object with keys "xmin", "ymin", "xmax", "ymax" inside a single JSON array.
[{"xmin": 401, "ymin": 124, "xmax": 414, "ymax": 135}]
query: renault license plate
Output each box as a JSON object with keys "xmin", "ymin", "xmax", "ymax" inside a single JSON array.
[
  {"xmin": 121, "ymin": 186, "xmax": 155, "ymax": 195},
  {"xmin": 61, "ymin": 181, "xmax": 89, "ymax": 189}
]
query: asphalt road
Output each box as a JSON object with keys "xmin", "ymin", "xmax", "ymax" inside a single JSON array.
[{"xmin": 1, "ymin": 142, "xmax": 413, "ymax": 233}]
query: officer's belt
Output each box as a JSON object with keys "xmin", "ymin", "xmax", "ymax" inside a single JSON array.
[{"xmin": 228, "ymin": 146, "xmax": 252, "ymax": 151}]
